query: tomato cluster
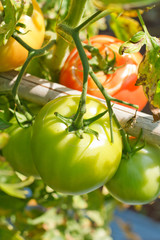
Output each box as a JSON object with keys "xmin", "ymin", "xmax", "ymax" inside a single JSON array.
[
  {"xmin": 60, "ymin": 35, "xmax": 148, "ymax": 111},
  {"xmin": 2, "ymin": 95, "xmax": 160, "ymax": 204},
  {"xmin": 3, "ymin": 95, "xmax": 122, "ymax": 195}
]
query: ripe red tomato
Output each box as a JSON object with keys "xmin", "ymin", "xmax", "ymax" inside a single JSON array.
[
  {"xmin": 106, "ymin": 141, "xmax": 160, "ymax": 205},
  {"xmin": 31, "ymin": 95, "xmax": 122, "ymax": 195},
  {"xmin": 0, "ymin": 0, "xmax": 45, "ymax": 72},
  {"xmin": 59, "ymin": 35, "xmax": 147, "ymax": 111}
]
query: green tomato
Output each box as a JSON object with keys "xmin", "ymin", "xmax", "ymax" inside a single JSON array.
[
  {"xmin": 32, "ymin": 95, "xmax": 122, "ymax": 195},
  {"xmin": 3, "ymin": 121, "xmax": 39, "ymax": 177},
  {"xmin": 106, "ymin": 141, "xmax": 160, "ymax": 205}
]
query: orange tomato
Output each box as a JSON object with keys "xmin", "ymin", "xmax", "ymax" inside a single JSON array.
[{"xmin": 0, "ymin": 0, "xmax": 45, "ymax": 72}]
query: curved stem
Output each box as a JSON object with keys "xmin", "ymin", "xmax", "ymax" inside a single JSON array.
[
  {"xmin": 11, "ymin": 35, "xmax": 56, "ymax": 123},
  {"xmin": 12, "ymin": 52, "xmax": 35, "ymax": 121}
]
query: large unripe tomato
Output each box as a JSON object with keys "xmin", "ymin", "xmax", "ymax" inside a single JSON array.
[
  {"xmin": 106, "ymin": 141, "xmax": 160, "ymax": 205},
  {"xmin": 2, "ymin": 121, "xmax": 39, "ymax": 177},
  {"xmin": 59, "ymin": 35, "xmax": 147, "ymax": 111},
  {"xmin": 32, "ymin": 95, "xmax": 122, "ymax": 195},
  {"xmin": 0, "ymin": 0, "xmax": 45, "ymax": 72}
]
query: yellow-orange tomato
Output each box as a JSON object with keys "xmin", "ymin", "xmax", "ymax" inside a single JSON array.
[{"xmin": 0, "ymin": 0, "xmax": 45, "ymax": 72}]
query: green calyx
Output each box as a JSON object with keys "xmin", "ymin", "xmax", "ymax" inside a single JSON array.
[
  {"xmin": 84, "ymin": 43, "xmax": 120, "ymax": 75},
  {"xmin": 54, "ymin": 110, "xmax": 108, "ymax": 139}
]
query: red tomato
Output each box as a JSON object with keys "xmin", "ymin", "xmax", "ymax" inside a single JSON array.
[{"xmin": 59, "ymin": 35, "xmax": 147, "ymax": 111}]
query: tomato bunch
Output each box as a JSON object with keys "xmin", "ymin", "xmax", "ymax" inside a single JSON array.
[
  {"xmin": 3, "ymin": 95, "xmax": 122, "ymax": 195},
  {"xmin": 2, "ymin": 94, "xmax": 160, "ymax": 203},
  {"xmin": 60, "ymin": 35, "xmax": 147, "ymax": 111},
  {"xmin": 0, "ymin": 0, "xmax": 45, "ymax": 72}
]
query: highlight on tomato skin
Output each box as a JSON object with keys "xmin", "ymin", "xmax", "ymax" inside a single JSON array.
[
  {"xmin": 31, "ymin": 95, "xmax": 123, "ymax": 195},
  {"xmin": 0, "ymin": 0, "xmax": 45, "ymax": 72},
  {"xmin": 59, "ymin": 35, "xmax": 148, "ymax": 111}
]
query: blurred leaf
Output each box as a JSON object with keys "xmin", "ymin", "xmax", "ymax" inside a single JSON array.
[
  {"xmin": 0, "ymin": 0, "xmax": 33, "ymax": 46},
  {"xmin": 87, "ymin": 189, "xmax": 104, "ymax": 210},
  {"xmin": 110, "ymin": 13, "xmax": 141, "ymax": 41},
  {"xmin": 0, "ymin": 160, "xmax": 20, "ymax": 183},
  {"xmin": 0, "ymin": 191, "xmax": 26, "ymax": 215},
  {"xmin": 0, "ymin": 176, "xmax": 34, "ymax": 199},
  {"xmin": 0, "ymin": 118, "xmax": 12, "ymax": 130},
  {"xmin": 73, "ymin": 195, "xmax": 88, "ymax": 209},
  {"xmin": 0, "ymin": 95, "xmax": 11, "ymax": 121}
]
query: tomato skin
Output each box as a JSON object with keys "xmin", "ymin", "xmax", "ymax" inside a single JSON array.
[
  {"xmin": 0, "ymin": 0, "xmax": 45, "ymax": 72},
  {"xmin": 32, "ymin": 95, "xmax": 122, "ymax": 195},
  {"xmin": 2, "ymin": 121, "xmax": 39, "ymax": 177},
  {"xmin": 106, "ymin": 142, "xmax": 160, "ymax": 205},
  {"xmin": 59, "ymin": 35, "xmax": 147, "ymax": 111}
]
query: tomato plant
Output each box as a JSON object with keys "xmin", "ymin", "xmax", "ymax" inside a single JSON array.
[
  {"xmin": 31, "ymin": 95, "xmax": 122, "ymax": 195},
  {"xmin": 2, "ymin": 120, "xmax": 39, "ymax": 177},
  {"xmin": 0, "ymin": 0, "xmax": 45, "ymax": 72},
  {"xmin": 59, "ymin": 35, "xmax": 147, "ymax": 111},
  {"xmin": 106, "ymin": 140, "xmax": 160, "ymax": 205}
]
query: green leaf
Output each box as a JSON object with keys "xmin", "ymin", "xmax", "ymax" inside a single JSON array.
[
  {"xmin": 0, "ymin": 95, "xmax": 11, "ymax": 121},
  {"xmin": 0, "ymin": 0, "xmax": 33, "ymax": 46},
  {"xmin": 110, "ymin": 13, "xmax": 141, "ymax": 42},
  {"xmin": 119, "ymin": 31, "xmax": 146, "ymax": 54},
  {"xmin": 0, "ymin": 0, "xmax": 16, "ymax": 45},
  {"xmin": 0, "ymin": 118, "xmax": 12, "ymax": 130},
  {"xmin": 136, "ymin": 36, "xmax": 160, "ymax": 120},
  {"xmin": 154, "ymin": 80, "xmax": 160, "ymax": 106},
  {"xmin": 0, "ymin": 176, "xmax": 34, "ymax": 199}
]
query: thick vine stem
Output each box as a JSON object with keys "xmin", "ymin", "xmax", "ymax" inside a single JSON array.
[
  {"xmin": 48, "ymin": 0, "xmax": 87, "ymax": 81},
  {"xmin": 55, "ymin": 8, "xmax": 115, "ymax": 130}
]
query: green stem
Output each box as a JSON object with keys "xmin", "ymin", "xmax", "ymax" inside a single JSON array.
[
  {"xmin": 89, "ymin": 68, "xmax": 114, "ymax": 142},
  {"xmin": 48, "ymin": 0, "xmax": 87, "ymax": 81},
  {"xmin": 76, "ymin": 9, "xmax": 112, "ymax": 32},
  {"xmin": 11, "ymin": 34, "xmax": 55, "ymax": 122},
  {"xmin": 12, "ymin": 52, "xmax": 35, "ymax": 121},
  {"xmin": 137, "ymin": 10, "xmax": 150, "ymax": 36},
  {"xmin": 71, "ymin": 30, "xmax": 89, "ymax": 129},
  {"xmin": 112, "ymin": 114, "xmax": 132, "ymax": 153},
  {"xmin": 89, "ymin": 67, "xmax": 134, "ymax": 150}
]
